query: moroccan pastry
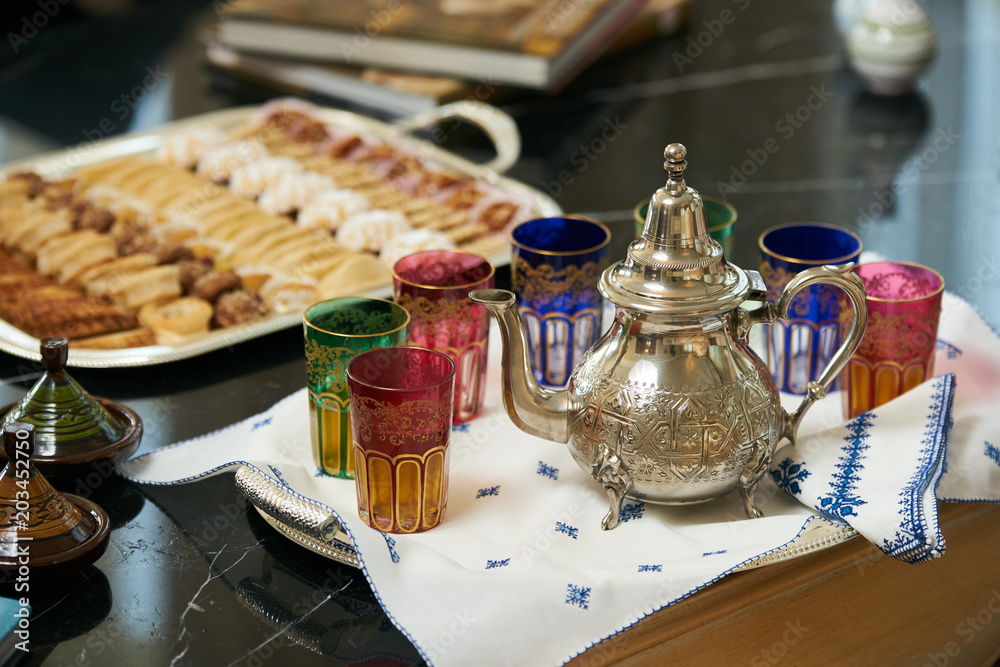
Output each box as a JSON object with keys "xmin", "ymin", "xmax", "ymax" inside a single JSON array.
[
  {"xmin": 213, "ymin": 290, "xmax": 271, "ymax": 328},
  {"xmin": 256, "ymin": 170, "xmax": 336, "ymax": 216},
  {"xmin": 156, "ymin": 126, "xmax": 227, "ymax": 169},
  {"xmin": 78, "ymin": 253, "xmax": 158, "ymax": 290},
  {"xmin": 317, "ymin": 253, "xmax": 390, "ymax": 299},
  {"xmin": 379, "ymin": 229, "xmax": 456, "ymax": 269},
  {"xmin": 138, "ymin": 297, "xmax": 214, "ymax": 339},
  {"xmin": 229, "ymin": 157, "xmax": 303, "ymax": 199},
  {"xmin": 336, "ymin": 210, "xmax": 410, "ymax": 253},
  {"xmin": 72, "ymin": 328, "xmax": 157, "ymax": 349},
  {"xmin": 35, "ymin": 230, "xmax": 118, "ymax": 284},
  {"xmin": 297, "ymin": 189, "xmax": 369, "ymax": 231},
  {"xmin": 177, "ymin": 258, "xmax": 213, "ymax": 293},
  {"xmin": 6, "ymin": 207, "xmax": 73, "ymax": 254},
  {"xmin": 190, "ymin": 270, "xmax": 241, "ymax": 303},
  {"xmin": 195, "ymin": 141, "xmax": 269, "ymax": 183},
  {"xmin": 74, "ymin": 206, "xmax": 116, "ymax": 234},
  {"xmin": 107, "ymin": 265, "xmax": 183, "ymax": 310},
  {"xmin": 258, "ymin": 275, "xmax": 319, "ymax": 314}
]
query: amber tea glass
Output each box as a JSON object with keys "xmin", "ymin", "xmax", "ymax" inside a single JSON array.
[
  {"xmin": 347, "ymin": 346, "xmax": 455, "ymax": 533},
  {"xmin": 392, "ymin": 250, "xmax": 494, "ymax": 423},
  {"xmin": 303, "ymin": 297, "xmax": 409, "ymax": 479},
  {"xmin": 841, "ymin": 261, "xmax": 944, "ymax": 419}
]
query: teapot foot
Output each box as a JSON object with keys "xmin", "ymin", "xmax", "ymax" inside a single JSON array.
[
  {"xmin": 738, "ymin": 438, "xmax": 770, "ymax": 519},
  {"xmin": 739, "ymin": 484, "xmax": 764, "ymax": 519},
  {"xmin": 601, "ymin": 487, "xmax": 626, "ymax": 531},
  {"xmin": 591, "ymin": 444, "xmax": 633, "ymax": 531}
]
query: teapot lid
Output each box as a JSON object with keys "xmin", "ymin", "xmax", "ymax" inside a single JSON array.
[{"xmin": 599, "ymin": 144, "xmax": 755, "ymax": 316}]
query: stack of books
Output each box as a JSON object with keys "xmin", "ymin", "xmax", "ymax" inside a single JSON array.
[{"xmin": 207, "ymin": 0, "xmax": 687, "ymax": 115}]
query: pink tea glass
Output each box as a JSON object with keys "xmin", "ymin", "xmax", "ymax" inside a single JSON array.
[
  {"xmin": 841, "ymin": 261, "xmax": 944, "ymax": 419},
  {"xmin": 392, "ymin": 250, "xmax": 494, "ymax": 424}
]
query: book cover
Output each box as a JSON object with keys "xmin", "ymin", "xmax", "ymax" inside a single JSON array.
[{"xmin": 217, "ymin": 0, "xmax": 646, "ymax": 89}]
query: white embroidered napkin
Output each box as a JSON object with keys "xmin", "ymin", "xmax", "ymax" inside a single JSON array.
[
  {"xmin": 934, "ymin": 293, "xmax": 1000, "ymax": 503},
  {"xmin": 121, "ymin": 384, "xmax": 820, "ymax": 667},
  {"xmin": 769, "ymin": 373, "xmax": 955, "ymax": 564}
]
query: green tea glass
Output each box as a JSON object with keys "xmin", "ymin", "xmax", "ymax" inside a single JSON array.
[{"xmin": 303, "ymin": 297, "xmax": 409, "ymax": 478}]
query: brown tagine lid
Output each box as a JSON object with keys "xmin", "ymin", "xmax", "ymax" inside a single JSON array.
[
  {"xmin": 0, "ymin": 423, "xmax": 110, "ymax": 582},
  {"xmin": 1, "ymin": 337, "xmax": 142, "ymax": 476}
]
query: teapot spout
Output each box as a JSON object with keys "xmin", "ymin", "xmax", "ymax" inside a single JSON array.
[{"xmin": 469, "ymin": 289, "xmax": 569, "ymax": 443}]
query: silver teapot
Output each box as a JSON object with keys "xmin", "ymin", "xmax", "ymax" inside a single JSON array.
[{"xmin": 470, "ymin": 144, "xmax": 868, "ymax": 530}]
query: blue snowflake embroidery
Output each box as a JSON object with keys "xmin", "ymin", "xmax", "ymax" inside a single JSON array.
[
  {"xmin": 476, "ymin": 485, "xmax": 500, "ymax": 498},
  {"xmin": 268, "ymin": 465, "xmax": 289, "ymax": 488},
  {"xmin": 936, "ymin": 339, "xmax": 962, "ymax": 359},
  {"xmin": 817, "ymin": 412, "xmax": 874, "ymax": 519},
  {"xmin": 565, "ymin": 584, "xmax": 591, "ymax": 610},
  {"xmin": 537, "ymin": 461, "xmax": 559, "ymax": 480},
  {"xmin": 881, "ymin": 375, "xmax": 956, "ymax": 562},
  {"xmin": 382, "ymin": 534, "xmax": 400, "ymax": 563},
  {"xmin": 251, "ymin": 417, "xmax": 273, "ymax": 431},
  {"xmin": 618, "ymin": 501, "xmax": 645, "ymax": 523},
  {"xmin": 555, "ymin": 522, "xmax": 579, "ymax": 540},
  {"xmin": 702, "ymin": 550, "xmax": 727, "ymax": 557},
  {"xmin": 452, "ymin": 423, "xmax": 470, "ymax": 432},
  {"xmin": 985, "ymin": 442, "xmax": 1000, "ymax": 466},
  {"xmin": 637, "ymin": 564, "xmax": 662, "ymax": 573},
  {"xmin": 486, "ymin": 559, "xmax": 510, "ymax": 569},
  {"xmin": 771, "ymin": 457, "xmax": 812, "ymax": 496}
]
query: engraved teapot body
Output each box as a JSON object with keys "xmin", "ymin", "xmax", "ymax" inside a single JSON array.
[{"xmin": 471, "ymin": 144, "xmax": 868, "ymax": 530}]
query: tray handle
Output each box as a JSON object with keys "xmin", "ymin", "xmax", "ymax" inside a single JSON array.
[
  {"xmin": 234, "ymin": 465, "xmax": 344, "ymax": 543},
  {"xmin": 394, "ymin": 101, "xmax": 521, "ymax": 176}
]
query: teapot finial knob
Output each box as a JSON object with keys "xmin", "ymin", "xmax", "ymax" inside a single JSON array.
[{"xmin": 663, "ymin": 143, "xmax": 687, "ymax": 194}]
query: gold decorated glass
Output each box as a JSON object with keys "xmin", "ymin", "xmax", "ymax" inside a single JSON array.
[
  {"xmin": 303, "ymin": 297, "xmax": 409, "ymax": 479},
  {"xmin": 510, "ymin": 216, "xmax": 611, "ymax": 387}
]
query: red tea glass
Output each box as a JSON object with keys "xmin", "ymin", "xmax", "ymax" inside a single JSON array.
[
  {"xmin": 392, "ymin": 250, "xmax": 494, "ymax": 423},
  {"xmin": 841, "ymin": 261, "xmax": 944, "ymax": 419},
  {"xmin": 347, "ymin": 347, "xmax": 456, "ymax": 533}
]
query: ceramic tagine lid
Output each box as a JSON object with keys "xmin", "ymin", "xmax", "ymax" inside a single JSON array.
[
  {"xmin": 2, "ymin": 337, "xmax": 142, "ymax": 476},
  {"xmin": 599, "ymin": 144, "xmax": 758, "ymax": 317},
  {"xmin": 0, "ymin": 423, "xmax": 111, "ymax": 582}
]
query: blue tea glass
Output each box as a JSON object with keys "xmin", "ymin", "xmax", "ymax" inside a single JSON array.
[
  {"xmin": 510, "ymin": 216, "xmax": 611, "ymax": 387},
  {"xmin": 759, "ymin": 222, "xmax": 862, "ymax": 394}
]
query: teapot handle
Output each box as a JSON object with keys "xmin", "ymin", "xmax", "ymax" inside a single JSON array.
[{"xmin": 771, "ymin": 263, "xmax": 868, "ymax": 445}]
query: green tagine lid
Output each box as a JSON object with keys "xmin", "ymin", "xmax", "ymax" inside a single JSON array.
[{"xmin": 4, "ymin": 337, "xmax": 125, "ymax": 459}]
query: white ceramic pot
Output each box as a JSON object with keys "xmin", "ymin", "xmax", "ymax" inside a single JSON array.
[{"xmin": 846, "ymin": 0, "xmax": 936, "ymax": 95}]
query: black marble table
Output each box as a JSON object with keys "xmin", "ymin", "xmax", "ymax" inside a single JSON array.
[{"xmin": 0, "ymin": 0, "xmax": 997, "ymax": 664}]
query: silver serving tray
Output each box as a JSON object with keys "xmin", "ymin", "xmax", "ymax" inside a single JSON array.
[
  {"xmin": 0, "ymin": 101, "xmax": 561, "ymax": 368},
  {"xmin": 234, "ymin": 465, "xmax": 857, "ymax": 572}
]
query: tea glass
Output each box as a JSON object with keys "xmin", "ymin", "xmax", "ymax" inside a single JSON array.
[
  {"xmin": 392, "ymin": 250, "xmax": 494, "ymax": 423},
  {"xmin": 347, "ymin": 346, "xmax": 455, "ymax": 533},
  {"xmin": 510, "ymin": 215, "xmax": 611, "ymax": 387},
  {"xmin": 303, "ymin": 297, "xmax": 409, "ymax": 479},
  {"xmin": 841, "ymin": 261, "xmax": 944, "ymax": 419},
  {"xmin": 759, "ymin": 222, "xmax": 862, "ymax": 394}
]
